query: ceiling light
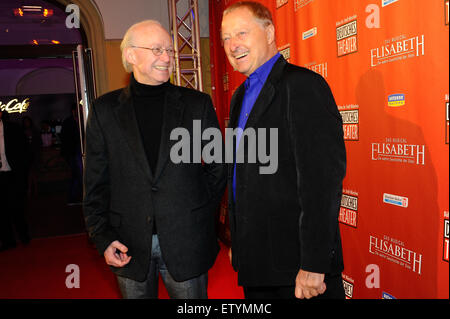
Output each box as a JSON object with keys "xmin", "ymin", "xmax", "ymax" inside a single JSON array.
[{"xmin": 13, "ymin": 6, "xmax": 53, "ymax": 18}]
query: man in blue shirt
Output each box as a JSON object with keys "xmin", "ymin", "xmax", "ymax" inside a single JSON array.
[
  {"xmin": 232, "ymin": 52, "xmax": 280, "ymax": 201},
  {"xmin": 222, "ymin": 1, "xmax": 347, "ymax": 299}
]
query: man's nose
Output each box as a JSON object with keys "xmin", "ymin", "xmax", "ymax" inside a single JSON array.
[
  {"xmin": 229, "ymin": 37, "xmax": 240, "ymax": 53},
  {"xmin": 160, "ymin": 50, "xmax": 171, "ymax": 62}
]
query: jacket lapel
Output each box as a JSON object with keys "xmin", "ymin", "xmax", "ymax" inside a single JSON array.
[
  {"xmin": 113, "ymin": 86, "xmax": 153, "ymax": 180},
  {"xmin": 153, "ymin": 84, "xmax": 184, "ymax": 183},
  {"xmin": 243, "ymin": 83, "xmax": 275, "ymax": 130},
  {"xmin": 227, "ymin": 56, "xmax": 286, "ymax": 179},
  {"xmin": 228, "ymin": 84, "xmax": 245, "ymax": 179},
  {"xmin": 229, "ymin": 84, "xmax": 245, "ymax": 129},
  {"xmin": 244, "ymin": 55, "xmax": 286, "ymax": 130}
]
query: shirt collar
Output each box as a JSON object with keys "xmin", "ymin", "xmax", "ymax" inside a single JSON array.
[{"xmin": 245, "ymin": 52, "xmax": 281, "ymax": 89}]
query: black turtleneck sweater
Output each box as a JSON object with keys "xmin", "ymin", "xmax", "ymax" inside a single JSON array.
[
  {"xmin": 130, "ymin": 74, "xmax": 169, "ymax": 235},
  {"xmin": 130, "ymin": 74, "xmax": 169, "ymax": 174}
]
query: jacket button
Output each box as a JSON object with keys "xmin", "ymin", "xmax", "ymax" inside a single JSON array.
[{"xmin": 151, "ymin": 186, "xmax": 158, "ymax": 192}]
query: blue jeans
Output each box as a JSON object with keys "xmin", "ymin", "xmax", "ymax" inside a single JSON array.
[{"xmin": 116, "ymin": 235, "xmax": 208, "ymax": 299}]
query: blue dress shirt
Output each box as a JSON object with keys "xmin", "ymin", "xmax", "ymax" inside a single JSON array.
[{"xmin": 233, "ymin": 52, "xmax": 281, "ymax": 201}]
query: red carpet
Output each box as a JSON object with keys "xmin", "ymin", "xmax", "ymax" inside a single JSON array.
[{"xmin": 0, "ymin": 234, "xmax": 244, "ymax": 299}]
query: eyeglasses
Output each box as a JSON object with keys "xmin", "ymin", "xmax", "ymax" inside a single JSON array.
[{"xmin": 131, "ymin": 46, "xmax": 175, "ymax": 57}]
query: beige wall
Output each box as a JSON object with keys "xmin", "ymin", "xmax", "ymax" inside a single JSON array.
[{"xmin": 105, "ymin": 40, "xmax": 130, "ymax": 92}]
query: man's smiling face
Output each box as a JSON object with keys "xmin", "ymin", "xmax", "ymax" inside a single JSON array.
[{"xmin": 221, "ymin": 7, "xmax": 275, "ymax": 77}]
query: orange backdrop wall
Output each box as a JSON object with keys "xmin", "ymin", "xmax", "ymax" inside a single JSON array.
[{"xmin": 209, "ymin": 0, "xmax": 449, "ymax": 299}]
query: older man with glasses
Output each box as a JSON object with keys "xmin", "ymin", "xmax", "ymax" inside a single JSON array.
[{"xmin": 83, "ymin": 20, "xmax": 226, "ymax": 299}]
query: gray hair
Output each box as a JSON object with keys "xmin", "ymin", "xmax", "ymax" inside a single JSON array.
[
  {"xmin": 223, "ymin": 1, "xmax": 274, "ymax": 28},
  {"xmin": 120, "ymin": 20, "xmax": 165, "ymax": 73}
]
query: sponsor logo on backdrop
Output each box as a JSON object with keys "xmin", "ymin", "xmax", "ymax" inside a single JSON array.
[
  {"xmin": 388, "ymin": 93, "xmax": 405, "ymax": 107},
  {"xmin": 294, "ymin": 0, "xmax": 314, "ymax": 11},
  {"xmin": 383, "ymin": 193, "xmax": 408, "ymax": 208},
  {"xmin": 223, "ymin": 72, "xmax": 229, "ymax": 92},
  {"xmin": 445, "ymin": 0, "xmax": 449, "ymax": 25},
  {"xmin": 370, "ymin": 34, "xmax": 425, "ymax": 67},
  {"xmin": 342, "ymin": 274, "xmax": 354, "ymax": 299},
  {"xmin": 445, "ymin": 95, "xmax": 449, "ymax": 144},
  {"xmin": 278, "ymin": 44, "xmax": 291, "ymax": 62},
  {"xmin": 371, "ymin": 137, "xmax": 425, "ymax": 165},
  {"xmin": 382, "ymin": 292, "xmax": 396, "ymax": 299},
  {"xmin": 338, "ymin": 104, "xmax": 359, "ymax": 141},
  {"xmin": 304, "ymin": 61, "xmax": 327, "ymax": 78},
  {"xmin": 369, "ymin": 234, "xmax": 423, "ymax": 274},
  {"xmin": 382, "ymin": 0, "xmax": 399, "ymax": 7},
  {"xmin": 339, "ymin": 189, "xmax": 358, "ymax": 228},
  {"xmin": 444, "ymin": 211, "xmax": 449, "ymax": 262},
  {"xmin": 276, "ymin": 0, "xmax": 288, "ymax": 9},
  {"xmin": 336, "ymin": 17, "xmax": 358, "ymax": 57},
  {"xmin": 302, "ymin": 27, "xmax": 317, "ymax": 40}
]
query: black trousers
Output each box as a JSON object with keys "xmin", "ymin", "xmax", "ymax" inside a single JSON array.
[
  {"xmin": 244, "ymin": 273, "xmax": 345, "ymax": 299},
  {"xmin": 0, "ymin": 171, "xmax": 29, "ymax": 247}
]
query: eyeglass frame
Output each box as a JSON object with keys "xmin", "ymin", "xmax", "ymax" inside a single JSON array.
[{"xmin": 130, "ymin": 45, "xmax": 175, "ymax": 57}]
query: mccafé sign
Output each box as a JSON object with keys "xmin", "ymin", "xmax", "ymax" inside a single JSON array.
[{"xmin": 0, "ymin": 98, "xmax": 30, "ymax": 113}]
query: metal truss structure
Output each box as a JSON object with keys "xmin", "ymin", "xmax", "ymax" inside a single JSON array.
[{"xmin": 168, "ymin": 0, "xmax": 203, "ymax": 91}]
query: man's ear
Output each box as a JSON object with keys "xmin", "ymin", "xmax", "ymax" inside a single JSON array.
[
  {"xmin": 124, "ymin": 47, "xmax": 136, "ymax": 66},
  {"xmin": 266, "ymin": 24, "xmax": 275, "ymax": 45}
]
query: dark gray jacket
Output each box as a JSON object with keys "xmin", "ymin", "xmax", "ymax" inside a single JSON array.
[{"xmin": 83, "ymin": 82, "xmax": 226, "ymax": 282}]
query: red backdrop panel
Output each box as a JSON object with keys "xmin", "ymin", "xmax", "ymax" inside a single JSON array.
[{"xmin": 209, "ymin": 0, "xmax": 449, "ymax": 299}]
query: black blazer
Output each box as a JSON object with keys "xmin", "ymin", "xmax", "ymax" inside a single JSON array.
[
  {"xmin": 83, "ymin": 82, "xmax": 226, "ymax": 282},
  {"xmin": 228, "ymin": 56, "xmax": 346, "ymax": 287}
]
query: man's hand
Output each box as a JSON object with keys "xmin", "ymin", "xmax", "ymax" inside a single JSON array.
[
  {"xmin": 228, "ymin": 248, "xmax": 232, "ymax": 264},
  {"xmin": 295, "ymin": 269, "xmax": 326, "ymax": 299},
  {"xmin": 104, "ymin": 240, "xmax": 132, "ymax": 267}
]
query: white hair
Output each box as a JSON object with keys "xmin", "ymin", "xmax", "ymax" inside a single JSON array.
[{"xmin": 120, "ymin": 20, "xmax": 166, "ymax": 73}]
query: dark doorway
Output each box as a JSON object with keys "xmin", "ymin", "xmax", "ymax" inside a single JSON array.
[{"xmin": 0, "ymin": 0, "xmax": 88, "ymax": 240}]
